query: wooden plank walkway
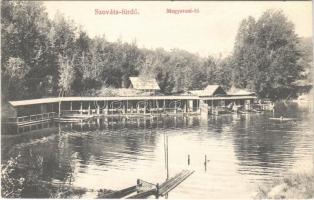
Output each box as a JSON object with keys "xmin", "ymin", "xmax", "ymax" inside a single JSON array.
[
  {"xmin": 127, "ymin": 169, "xmax": 194, "ymax": 199},
  {"xmin": 158, "ymin": 169, "xmax": 194, "ymax": 196}
]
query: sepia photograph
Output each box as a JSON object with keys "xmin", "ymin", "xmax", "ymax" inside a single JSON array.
[{"xmin": 1, "ymin": 1, "xmax": 313, "ymax": 199}]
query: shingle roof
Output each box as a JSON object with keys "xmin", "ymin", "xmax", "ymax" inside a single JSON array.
[
  {"xmin": 227, "ymin": 87, "xmax": 255, "ymax": 96},
  {"xmin": 204, "ymin": 85, "xmax": 221, "ymax": 95},
  {"xmin": 190, "ymin": 85, "xmax": 226, "ymax": 96},
  {"xmin": 129, "ymin": 77, "xmax": 160, "ymax": 90}
]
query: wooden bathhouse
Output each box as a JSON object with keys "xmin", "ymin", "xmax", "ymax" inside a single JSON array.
[
  {"xmin": 129, "ymin": 77, "xmax": 160, "ymax": 94},
  {"xmin": 189, "ymin": 85, "xmax": 227, "ymax": 97},
  {"xmin": 190, "ymin": 85, "xmax": 255, "ymax": 108},
  {"xmin": 5, "ymin": 80, "xmax": 257, "ymax": 132}
]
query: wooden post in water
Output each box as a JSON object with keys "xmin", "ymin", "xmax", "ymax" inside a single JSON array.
[
  {"xmin": 156, "ymin": 100, "xmax": 159, "ymax": 113},
  {"xmin": 97, "ymin": 101, "xmax": 100, "ymax": 116},
  {"xmin": 166, "ymin": 135, "xmax": 169, "ymax": 180},
  {"xmin": 80, "ymin": 102, "xmax": 83, "ymax": 115},
  {"xmin": 188, "ymin": 155, "xmax": 190, "ymax": 165},
  {"xmin": 156, "ymin": 183, "xmax": 160, "ymax": 199},
  {"xmin": 197, "ymin": 100, "xmax": 200, "ymax": 113},
  {"xmin": 204, "ymin": 154, "xmax": 207, "ymax": 171},
  {"xmin": 174, "ymin": 101, "xmax": 177, "ymax": 114},
  {"xmin": 122, "ymin": 103, "xmax": 125, "ymax": 114},
  {"xmin": 88, "ymin": 102, "xmax": 91, "ymax": 116},
  {"xmin": 164, "ymin": 131, "xmax": 169, "ymax": 180},
  {"xmin": 126, "ymin": 100, "xmax": 129, "ymax": 114},
  {"xmin": 144, "ymin": 101, "xmax": 146, "ymax": 115},
  {"xmin": 163, "ymin": 99, "xmax": 166, "ymax": 113},
  {"xmin": 136, "ymin": 179, "xmax": 140, "ymax": 193},
  {"xmin": 105, "ymin": 101, "xmax": 108, "ymax": 115},
  {"xmin": 58, "ymin": 100, "xmax": 61, "ymax": 118}
]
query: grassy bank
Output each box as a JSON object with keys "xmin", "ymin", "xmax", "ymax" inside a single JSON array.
[{"xmin": 256, "ymin": 172, "xmax": 314, "ymax": 199}]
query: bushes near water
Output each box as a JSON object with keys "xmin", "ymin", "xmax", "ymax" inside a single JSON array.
[{"xmin": 256, "ymin": 173, "xmax": 314, "ymax": 199}]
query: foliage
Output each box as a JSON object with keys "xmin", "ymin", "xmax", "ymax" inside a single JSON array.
[
  {"xmin": 1, "ymin": 3, "xmax": 310, "ymax": 102},
  {"xmin": 2, "ymin": 1, "xmax": 55, "ymax": 99},
  {"xmin": 256, "ymin": 172, "xmax": 314, "ymax": 199},
  {"xmin": 3, "ymin": 57, "xmax": 30, "ymax": 79},
  {"xmin": 1, "ymin": 155, "xmax": 25, "ymax": 198},
  {"xmin": 297, "ymin": 37, "xmax": 313, "ymax": 82},
  {"xmin": 1, "ymin": 151, "xmax": 86, "ymax": 198},
  {"xmin": 2, "ymin": 57, "xmax": 30, "ymax": 100},
  {"xmin": 58, "ymin": 55, "xmax": 75, "ymax": 96},
  {"xmin": 231, "ymin": 10, "xmax": 303, "ymax": 100}
]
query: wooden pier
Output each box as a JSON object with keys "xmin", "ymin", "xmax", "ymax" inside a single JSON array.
[
  {"xmin": 8, "ymin": 95, "xmax": 256, "ymax": 118},
  {"xmin": 4, "ymin": 90, "xmax": 257, "ymax": 134},
  {"xmin": 97, "ymin": 169, "xmax": 194, "ymax": 199},
  {"xmin": 158, "ymin": 169, "xmax": 194, "ymax": 196}
]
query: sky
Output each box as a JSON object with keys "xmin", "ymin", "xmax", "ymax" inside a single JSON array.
[{"xmin": 44, "ymin": 1, "xmax": 312, "ymax": 58}]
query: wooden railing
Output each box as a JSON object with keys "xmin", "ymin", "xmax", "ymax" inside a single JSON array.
[
  {"xmin": 60, "ymin": 107, "xmax": 195, "ymax": 115},
  {"xmin": 8, "ymin": 112, "xmax": 57, "ymax": 124}
]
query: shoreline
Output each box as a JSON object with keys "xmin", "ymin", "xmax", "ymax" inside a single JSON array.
[{"xmin": 256, "ymin": 171, "xmax": 314, "ymax": 199}]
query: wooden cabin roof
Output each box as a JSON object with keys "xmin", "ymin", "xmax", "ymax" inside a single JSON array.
[
  {"xmin": 129, "ymin": 77, "xmax": 160, "ymax": 90},
  {"xmin": 190, "ymin": 85, "xmax": 227, "ymax": 97},
  {"xmin": 227, "ymin": 88, "xmax": 255, "ymax": 96},
  {"xmin": 204, "ymin": 85, "xmax": 226, "ymax": 95}
]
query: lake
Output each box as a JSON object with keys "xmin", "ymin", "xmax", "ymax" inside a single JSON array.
[{"xmin": 2, "ymin": 102, "xmax": 313, "ymax": 198}]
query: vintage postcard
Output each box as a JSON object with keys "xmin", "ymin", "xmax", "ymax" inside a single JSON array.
[{"xmin": 1, "ymin": 1, "xmax": 313, "ymax": 199}]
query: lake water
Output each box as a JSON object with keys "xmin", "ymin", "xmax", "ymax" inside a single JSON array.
[{"xmin": 2, "ymin": 102, "xmax": 313, "ymax": 198}]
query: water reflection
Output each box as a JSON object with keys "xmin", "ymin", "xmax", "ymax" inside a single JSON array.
[{"xmin": 1, "ymin": 103, "xmax": 313, "ymax": 198}]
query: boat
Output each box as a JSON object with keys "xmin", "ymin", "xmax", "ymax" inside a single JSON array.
[{"xmin": 269, "ymin": 117, "xmax": 297, "ymax": 121}]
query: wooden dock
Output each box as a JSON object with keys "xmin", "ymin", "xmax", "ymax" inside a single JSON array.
[
  {"xmin": 158, "ymin": 169, "xmax": 194, "ymax": 196},
  {"xmin": 8, "ymin": 95, "xmax": 257, "ymax": 119},
  {"xmin": 127, "ymin": 169, "xmax": 194, "ymax": 199},
  {"xmin": 97, "ymin": 169, "xmax": 194, "ymax": 199}
]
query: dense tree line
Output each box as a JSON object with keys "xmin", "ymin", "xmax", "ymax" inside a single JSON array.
[
  {"xmin": 231, "ymin": 10, "xmax": 311, "ymax": 100},
  {"xmin": 1, "ymin": 2, "xmax": 311, "ymax": 101}
]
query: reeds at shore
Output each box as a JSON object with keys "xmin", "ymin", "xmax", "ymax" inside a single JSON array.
[{"xmin": 256, "ymin": 172, "xmax": 314, "ymax": 199}]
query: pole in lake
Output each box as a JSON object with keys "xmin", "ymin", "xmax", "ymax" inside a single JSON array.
[
  {"xmin": 204, "ymin": 154, "xmax": 207, "ymax": 171},
  {"xmin": 164, "ymin": 130, "xmax": 169, "ymax": 180},
  {"xmin": 204, "ymin": 154, "xmax": 210, "ymax": 171},
  {"xmin": 166, "ymin": 135, "xmax": 169, "ymax": 180}
]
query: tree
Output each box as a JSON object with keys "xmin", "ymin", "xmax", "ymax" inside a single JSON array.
[
  {"xmin": 2, "ymin": 57, "xmax": 30, "ymax": 100},
  {"xmin": 297, "ymin": 37, "xmax": 313, "ymax": 82},
  {"xmin": 58, "ymin": 55, "xmax": 75, "ymax": 96},
  {"xmin": 232, "ymin": 16, "xmax": 257, "ymax": 90},
  {"xmin": 232, "ymin": 10, "xmax": 302, "ymax": 100},
  {"xmin": 1, "ymin": 1, "xmax": 52, "ymax": 99}
]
